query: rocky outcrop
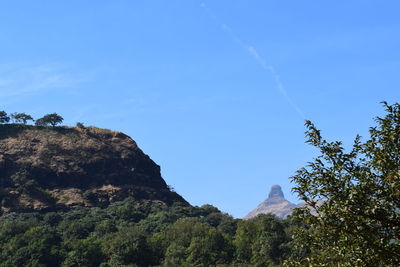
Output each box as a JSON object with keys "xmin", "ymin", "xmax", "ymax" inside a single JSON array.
[
  {"xmin": 244, "ymin": 185, "xmax": 298, "ymax": 219},
  {"xmin": 0, "ymin": 124, "xmax": 187, "ymax": 212}
]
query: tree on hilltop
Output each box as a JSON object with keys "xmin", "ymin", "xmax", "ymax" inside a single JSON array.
[
  {"xmin": 0, "ymin": 111, "xmax": 10, "ymax": 124},
  {"xmin": 76, "ymin": 122, "xmax": 84, "ymax": 128},
  {"xmin": 11, "ymin": 113, "xmax": 34, "ymax": 125},
  {"xmin": 35, "ymin": 113, "xmax": 64, "ymax": 127}
]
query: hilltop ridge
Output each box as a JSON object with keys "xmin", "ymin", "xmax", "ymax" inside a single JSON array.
[{"xmin": 0, "ymin": 124, "xmax": 187, "ymax": 212}]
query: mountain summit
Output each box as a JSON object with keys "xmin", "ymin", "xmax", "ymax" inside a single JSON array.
[
  {"xmin": 268, "ymin": 184, "xmax": 285, "ymax": 198},
  {"xmin": 244, "ymin": 185, "xmax": 297, "ymax": 219}
]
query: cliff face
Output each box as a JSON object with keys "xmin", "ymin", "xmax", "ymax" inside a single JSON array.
[
  {"xmin": 0, "ymin": 125, "xmax": 187, "ymax": 212},
  {"xmin": 244, "ymin": 185, "xmax": 298, "ymax": 219}
]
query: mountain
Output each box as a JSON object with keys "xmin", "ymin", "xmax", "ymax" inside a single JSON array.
[
  {"xmin": 0, "ymin": 124, "xmax": 187, "ymax": 213},
  {"xmin": 244, "ymin": 185, "xmax": 298, "ymax": 219}
]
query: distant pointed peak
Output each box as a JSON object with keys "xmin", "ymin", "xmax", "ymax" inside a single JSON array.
[
  {"xmin": 268, "ymin": 185, "xmax": 284, "ymax": 198},
  {"xmin": 244, "ymin": 184, "xmax": 295, "ymax": 219}
]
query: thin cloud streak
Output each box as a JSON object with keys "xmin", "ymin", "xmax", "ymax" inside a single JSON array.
[
  {"xmin": 0, "ymin": 62, "xmax": 93, "ymax": 98},
  {"xmin": 200, "ymin": 2, "xmax": 306, "ymax": 120}
]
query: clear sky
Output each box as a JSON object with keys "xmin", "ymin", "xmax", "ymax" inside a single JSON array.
[{"xmin": 1, "ymin": 1, "xmax": 400, "ymax": 218}]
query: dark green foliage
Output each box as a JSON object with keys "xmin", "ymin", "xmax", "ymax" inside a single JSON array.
[
  {"xmin": 103, "ymin": 226, "xmax": 152, "ymax": 266},
  {"xmin": 0, "ymin": 199, "xmax": 297, "ymax": 266},
  {"xmin": 0, "ymin": 110, "xmax": 10, "ymax": 124},
  {"xmin": 0, "ymin": 225, "xmax": 63, "ymax": 267},
  {"xmin": 11, "ymin": 112, "xmax": 34, "ymax": 124},
  {"xmin": 154, "ymin": 217, "xmax": 234, "ymax": 266},
  {"xmin": 35, "ymin": 118, "xmax": 47, "ymax": 126},
  {"xmin": 10, "ymin": 170, "xmax": 38, "ymax": 194},
  {"xmin": 235, "ymin": 214, "xmax": 291, "ymax": 266},
  {"xmin": 35, "ymin": 113, "xmax": 63, "ymax": 127},
  {"xmin": 76, "ymin": 122, "xmax": 85, "ymax": 128},
  {"xmin": 63, "ymin": 237, "xmax": 105, "ymax": 267},
  {"xmin": 287, "ymin": 102, "xmax": 400, "ymax": 266}
]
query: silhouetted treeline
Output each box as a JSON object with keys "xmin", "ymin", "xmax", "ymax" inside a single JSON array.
[{"xmin": 0, "ymin": 110, "xmax": 63, "ymax": 126}]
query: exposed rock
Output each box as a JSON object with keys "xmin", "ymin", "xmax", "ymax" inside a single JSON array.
[
  {"xmin": 244, "ymin": 185, "xmax": 298, "ymax": 219},
  {"xmin": 0, "ymin": 124, "xmax": 187, "ymax": 212},
  {"xmin": 50, "ymin": 188, "xmax": 88, "ymax": 208}
]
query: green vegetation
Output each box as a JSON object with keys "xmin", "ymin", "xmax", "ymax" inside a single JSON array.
[
  {"xmin": 0, "ymin": 110, "xmax": 10, "ymax": 124},
  {"xmin": 1, "ymin": 102, "xmax": 399, "ymax": 266},
  {"xmin": 286, "ymin": 102, "xmax": 400, "ymax": 266},
  {"xmin": 76, "ymin": 122, "xmax": 85, "ymax": 128},
  {"xmin": 0, "ymin": 199, "xmax": 299, "ymax": 266},
  {"xmin": 35, "ymin": 113, "xmax": 64, "ymax": 127},
  {"xmin": 0, "ymin": 110, "xmax": 65, "ymax": 127},
  {"xmin": 11, "ymin": 112, "xmax": 34, "ymax": 124}
]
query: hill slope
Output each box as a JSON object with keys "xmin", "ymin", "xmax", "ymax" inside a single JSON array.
[{"xmin": 0, "ymin": 124, "xmax": 187, "ymax": 212}]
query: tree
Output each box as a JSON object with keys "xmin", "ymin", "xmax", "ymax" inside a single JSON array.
[
  {"xmin": 10, "ymin": 170, "xmax": 38, "ymax": 193},
  {"xmin": 62, "ymin": 237, "xmax": 105, "ymax": 267},
  {"xmin": 158, "ymin": 217, "xmax": 234, "ymax": 266},
  {"xmin": 186, "ymin": 228, "xmax": 232, "ymax": 266},
  {"xmin": 35, "ymin": 113, "xmax": 63, "ymax": 127},
  {"xmin": 76, "ymin": 122, "xmax": 85, "ymax": 128},
  {"xmin": 11, "ymin": 112, "xmax": 34, "ymax": 124},
  {"xmin": 102, "ymin": 226, "xmax": 152, "ymax": 267},
  {"xmin": 286, "ymin": 102, "xmax": 400, "ymax": 266},
  {"xmin": 0, "ymin": 111, "xmax": 10, "ymax": 124},
  {"xmin": 235, "ymin": 214, "xmax": 290, "ymax": 266},
  {"xmin": 0, "ymin": 226, "xmax": 63, "ymax": 267}
]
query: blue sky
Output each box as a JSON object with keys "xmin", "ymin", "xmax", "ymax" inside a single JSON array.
[{"xmin": 1, "ymin": 1, "xmax": 400, "ymax": 217}]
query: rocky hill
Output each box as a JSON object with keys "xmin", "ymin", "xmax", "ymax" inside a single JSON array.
[
  {"xmin": 0, "ymin": 124, "xmax": 187, "ymax": 213},
  {"xmin": 244, "ymin": 185, "xmax": 298, "ymax": 219}
]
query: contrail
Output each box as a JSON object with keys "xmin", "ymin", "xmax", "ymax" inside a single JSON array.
[{"xmin": 200, "ymin": 2, "xmax": 306, "ymax": 120}]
